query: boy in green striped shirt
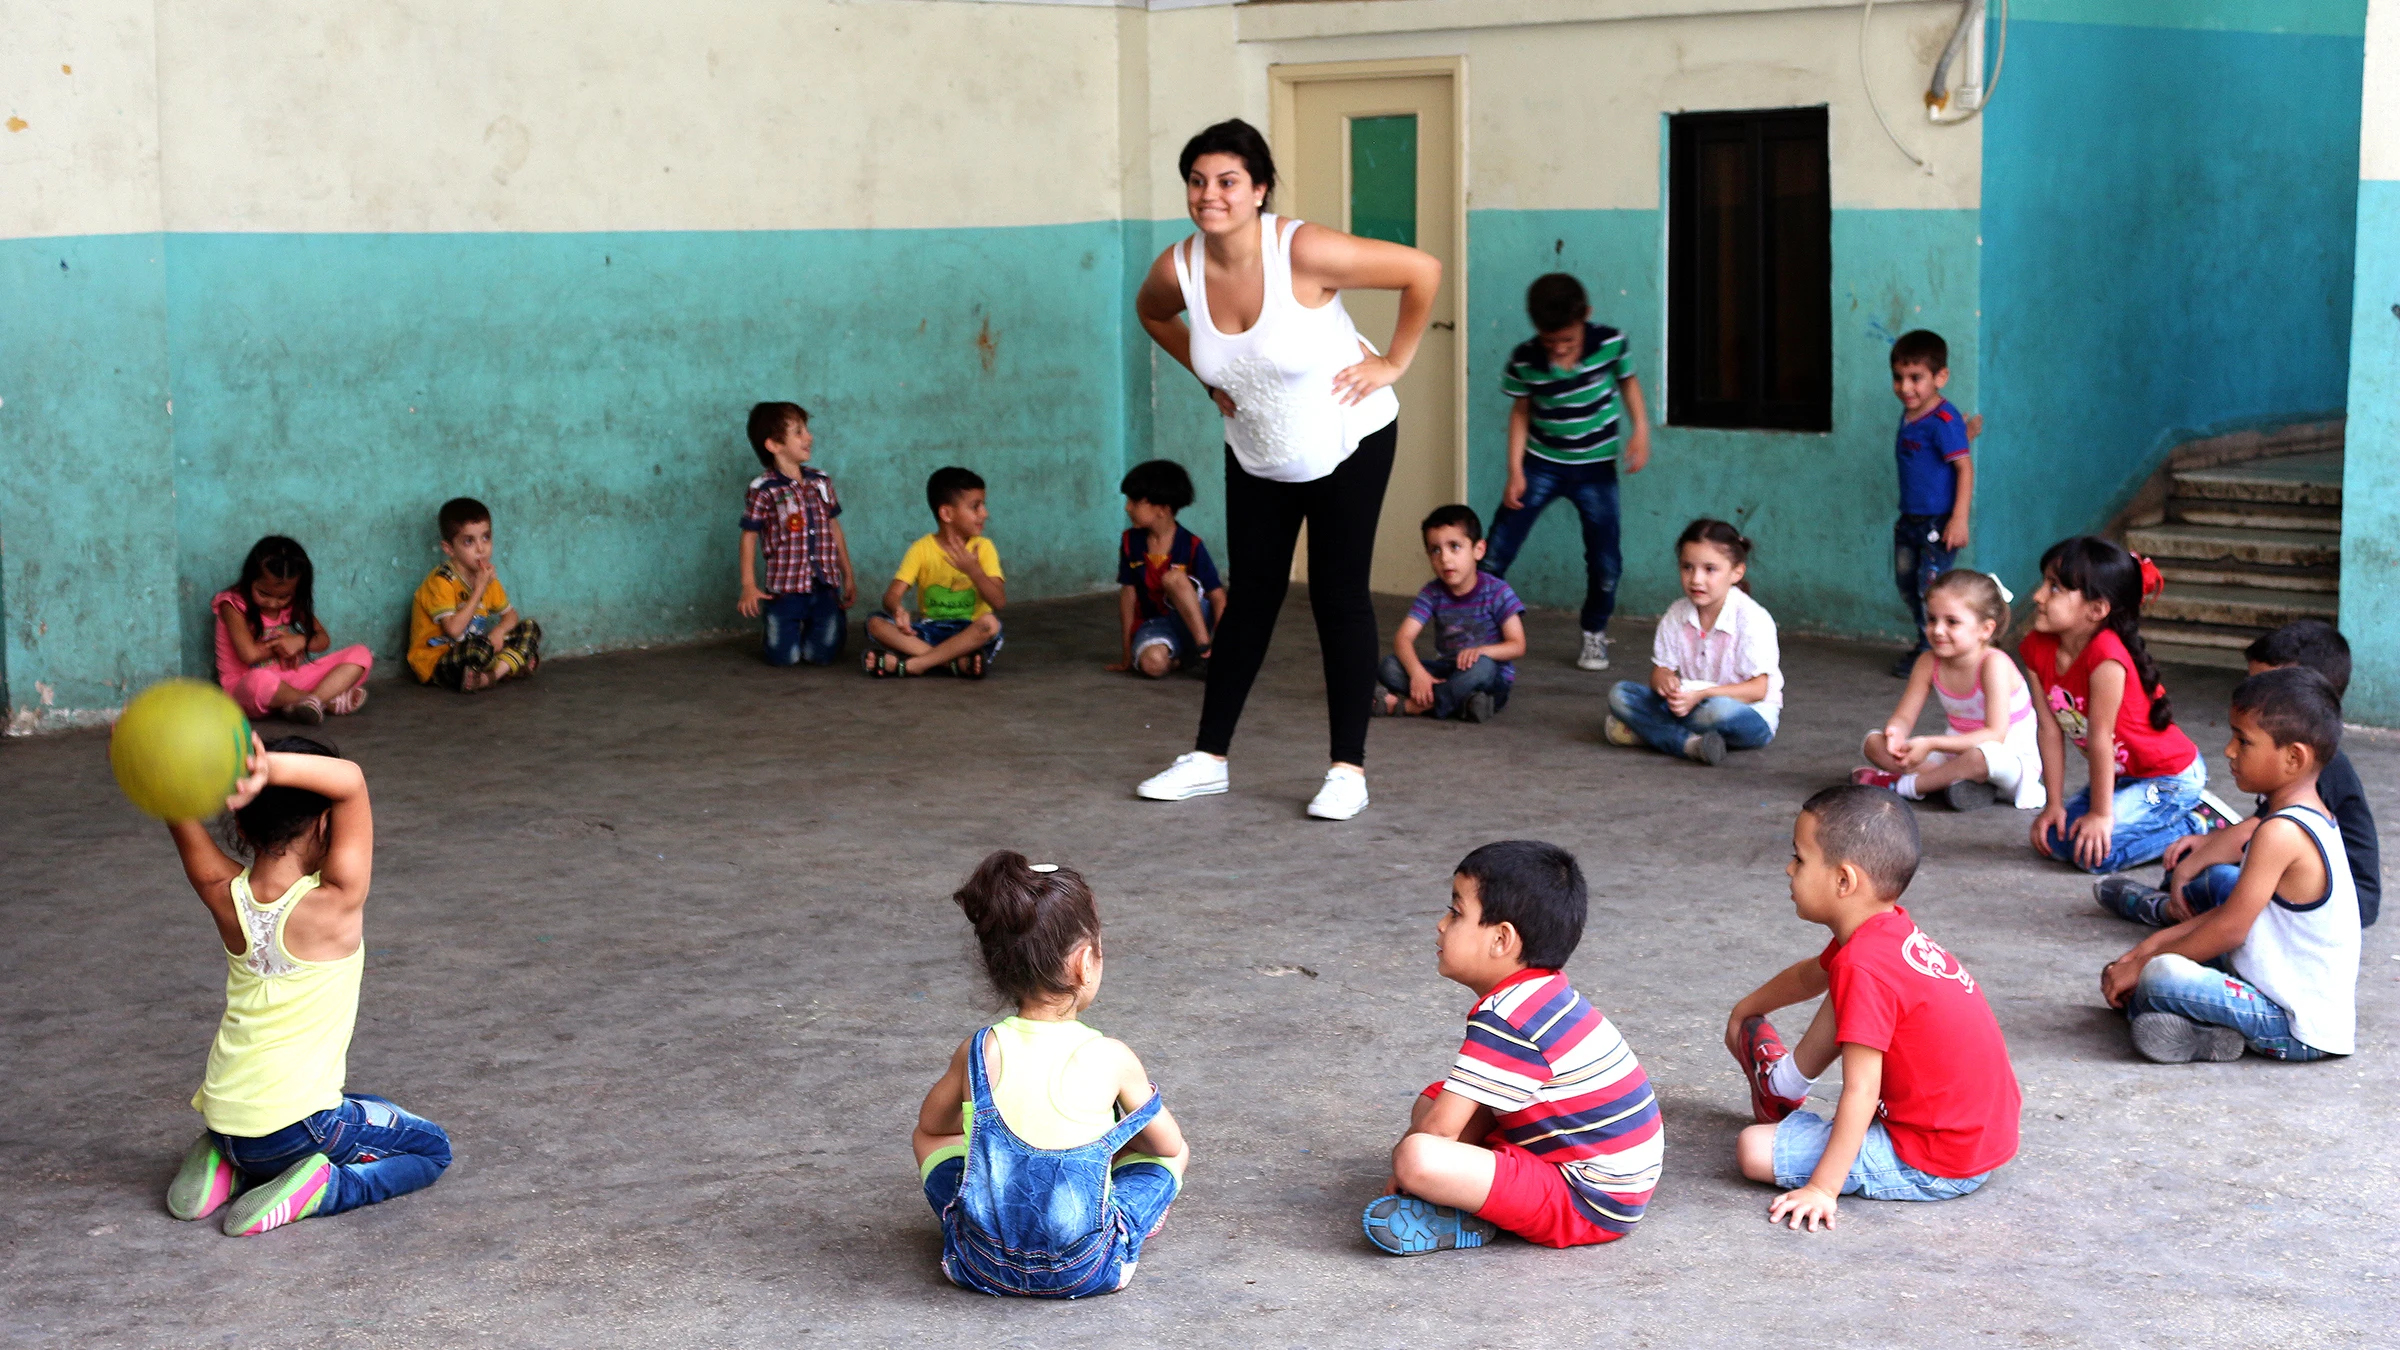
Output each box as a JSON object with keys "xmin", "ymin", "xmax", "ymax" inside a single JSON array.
[{"xmin": 1482, "ymin": 273, "xmax": 1651, "ymax": 671}]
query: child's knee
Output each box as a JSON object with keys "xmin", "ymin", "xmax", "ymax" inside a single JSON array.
[
  {"xmin": 1606, "ymin": 681, "xmax": 1643, "ymax": 718},
  {"xmin": 1737, "ymin": 1124, "xmax": 1779, "ymax": 1184},
  {"xmin": 1137, "ymin": 646, "xmax": 1173, "ymax": 677},
  {"xmin": 1160, "ymin": 569, "xmax": 1197, "ymax": 598},
  {"xmin": 972, "ymin": 614, "xmax": 1002, "ymax": 640},
  {"xmin": 1391, "ymin": 1133, "xmax": 1446, "ymax": 1190}
]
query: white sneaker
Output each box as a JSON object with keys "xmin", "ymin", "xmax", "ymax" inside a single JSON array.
[
  {"xmin": 1136, "ymin": 752, "xmax": 1229, "ymax": 801},
  {"xmin": 1577, "ymin": 631, "xmax": 1611, "ymax": 671},
  {"xmin": 1305, "ymin": 766, "xmax": 1369, "ymax": 821}
]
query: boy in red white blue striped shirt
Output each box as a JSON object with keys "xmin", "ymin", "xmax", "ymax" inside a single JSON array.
[{"xmin": 1364, "ymin": 841, "xmax": 1665, "ymax": 1255}]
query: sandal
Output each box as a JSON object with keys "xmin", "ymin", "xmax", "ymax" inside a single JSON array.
[
  {"xmin": 285, "ymin": 696, "xmax": 326, "ymax": 725},
  {"xmin": 948, "ymin": 651, "xmax": 989, "ymax": 680},
  {"xmin": 329, "ymin": 686, "xmax": 368, "ymax": 716},
  {"xmin": 862, "ymin": 648, "xmax": 912, "ymax": 678},
  {"xmin": 1369, "ymin": 689, "xmax": 1401, "ymax": 717}
]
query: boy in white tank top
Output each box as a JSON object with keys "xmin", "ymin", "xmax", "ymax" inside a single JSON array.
[{"xmin": 2101, "ymin": 668, "xmax": 2358, "ymax": 1063}]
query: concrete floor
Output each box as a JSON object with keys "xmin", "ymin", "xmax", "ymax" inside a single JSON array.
[{"xmin": 4, "ymin": 592, "xmax": 2394, "ymax": 1348}]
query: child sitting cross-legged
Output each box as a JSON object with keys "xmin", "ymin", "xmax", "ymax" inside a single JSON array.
[
  {"xmin": 1362, "ymin": 841, "xmax": 1663, "ymax": 1255},
  {"xmin": 2101, "ymin": 667, "xmax": 2360, "ymax": 1063},
  {"xmin": 407, "ymin": 497, "xmax": 542, "ymax": 692},
  {"xmin": 912, "ymin": 853, "xmax": 1188, "ymax": 1297},
  {"xmin": 1606, "ymin": 518, "xmax": 1782, "ymax": 765},
  {"xmin": 1851, "ymin": 569, "xmax": 2043, "ymax": 812},
  {"xmin": 1727, "ymin": 786, "xmax": 2020, "ymax": 1230},
  {"xmin": 865, "ymin": 467, "xmax": 1005, "ymax": 679},
  {"xmin": 213, "ymin": 536, "xmax": 373, "ymax": 725},
  {"xmin": 1109, "ymin": 459, "xmax": 1225, "ymax": 679},
  {"xmin": 1374, "ymin": 505, "xmax": 1527, "ymax": 724}
]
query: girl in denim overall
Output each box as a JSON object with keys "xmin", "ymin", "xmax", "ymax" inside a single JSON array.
[{"xmin": 911, "ymin": 852, "xmax": 1189, "ymax": 1297}]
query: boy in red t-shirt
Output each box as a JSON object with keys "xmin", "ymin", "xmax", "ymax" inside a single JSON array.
[{"xmin": 1723, "ymin": 786, "xmax": 2021, "ymax": 1229}]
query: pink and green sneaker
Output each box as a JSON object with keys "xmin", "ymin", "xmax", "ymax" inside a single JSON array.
[
  {"xmin": 166, "ymin": 1133, "xmax": 238, "ymax": 1221},
  {"xmin": 221, "ymin": 1154, "xmax": 333, "ymax": 1236}
]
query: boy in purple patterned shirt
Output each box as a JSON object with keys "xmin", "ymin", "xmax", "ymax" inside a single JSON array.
[{"xmin": 1376, "ymin": 505, "xmax": 1528, "ymax": 724}]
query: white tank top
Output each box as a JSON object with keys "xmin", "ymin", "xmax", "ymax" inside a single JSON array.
[
  {"xmin": 1931, "ymin": 655, "xmax": 2036, "ymax": 748},
  {"xmin": 1175, "ymin": 214, "xmax": 1401, "ymax": 483},
  {"xmin": 2232, "ymin": 804, "xmax": 2360, "ymax": 1055}
]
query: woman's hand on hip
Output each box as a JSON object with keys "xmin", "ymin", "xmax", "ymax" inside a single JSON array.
[{"xmin": 1332, "ymin": 352, "xmax": 1403, "ymax": 406}]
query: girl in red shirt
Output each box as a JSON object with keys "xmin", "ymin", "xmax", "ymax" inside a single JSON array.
[{"xmin": 2019, "ymin": 537, "xmax": 2221, "ymax": 874}]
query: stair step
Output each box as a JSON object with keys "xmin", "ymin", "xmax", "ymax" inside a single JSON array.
[
  {"xmin": 2123, "ymin": 522, "xmax": 2341, "ymax": 568},
  {"xmin": 2143, "ymin": 638, "xmax": 2255, "ymax": 671},
  {"xmin": 2171, "ymin": 450, "xmax": 2344, "ymax": 507},
  {"xmin": 2168, "ymin": 499, "xmax": 2341, "ymax": 533},
  {"xmin": 2146, "ymin": 581, "xmax": 2338, "ymax": 631},
  {"xmin": 2155, "ymin": 561, "xmax": 2338, "ymax": 593},
  {"xmin": 2143, "ymin": 618, "xmax": 2272, "ymax": 651}
]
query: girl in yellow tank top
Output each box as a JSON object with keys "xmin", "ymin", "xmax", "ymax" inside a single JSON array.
[
  {"xmin": 911, "ymin": 852, "xmax": 1190, "ymax": 1296},
  {"xmin": 156, "ymin": 733, "xmax": 451, "ymax": 1237}
]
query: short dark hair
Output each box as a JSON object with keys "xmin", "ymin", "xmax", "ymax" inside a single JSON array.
[
  {"xmin": 1120, "ymin": 459, "xmax": 1196, "ymax": 512},
  {"xmin": 221, "ymin": 735, "xmax": 340, "ymax": 861},
  {"xmin": 1421, "ymin": 503, "xmax": 1483, "ymax": 543},
  {"xmin": 953, "ymin": 851, "xmax": 1103, "ymax": 1005},
  {"xmin": 1798, "ymin": 785, "xmax": 1921, "ymax": 900},
  {"xmin": 1178, "ymin": 119, "xmax": 1276, "ymax": 205},
  {"xmin": 2231, "ymin": 666, "xmax": 2342, "ymax": 768},
  {"xmin": 1526, "ymin": 273, "xmax": 1589, "ymax": 333},
  {"xmin": 437, "ymin": 497, "xmax": 491, "ymax": 542},
  {"xmin": 2246, "ymin": 619, "xmax": 2351, "ymax": 698},
  {"xmin": 927, "ymin": 466, "xmax": 986, "ymax": 517},
  {"xmin": 746, "ymin": 401, "xmax": 810, "ymax": 469},
  {"xmin": 1890, "ymin": 330, "xmax": 1948, "ymax": 373},
  {"xmin": 1456, "ymin": 840, "xmax": 1586, "ymax": 970}
]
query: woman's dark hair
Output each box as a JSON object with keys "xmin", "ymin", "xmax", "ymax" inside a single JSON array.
[
  {"xmin": 1178, "ymin": 119, "xmax": 1276, "ymax": 206},
  {"xmin": 2040, "ymin": 535, "xmax": 2174, "ymax": 732},
  {"xmin": 1456, "ymin": 841, "xmax": 1587, "ymax": 970},
  {"xmin": 1120, "ymin": 459, "xmax": 1196, "ymax": 512},
  {"xmin": 228, "ymin": 536, "xmax": 318, "ymax": 646},
  {"xmin": 221, "ymin": 735, "xmax": 339, "ymax": 860},
  {"xmin": 954, "ymin": 851, "xmax": 1103, "ymax": 1005}
]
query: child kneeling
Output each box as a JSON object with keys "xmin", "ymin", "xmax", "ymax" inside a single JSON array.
[
  {"xmin": 2101, "ymin": 668, "xmax": 2358, "ymax": 1063},
  {"xmin": 913, "ymin": 853, "xmax": 1188, "ymax": 1296},
  {"xmin": 1375, "ymin": 505, "xmax": 1527, "ymax": 723},
  {"xmin": 1364, "ymin": 841, "xmax": 1662, "ymax": 1254},
  {"xmin": 1726, "ymin": 786, "xmax": 2020, "ymax": 1229}
]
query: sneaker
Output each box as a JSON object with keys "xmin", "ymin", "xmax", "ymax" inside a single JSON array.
[
  {"xmin": 221, "ymin": 1153, "xmax": 333, "ymax": 1236},
  {"xmin": 2130, "ymin": 1012, "xmax": 2247, "ymax": 1064},
  {"xmin": 1685, "ymin": 731, "xmax": 1728, "ymax": 766},
  {"xmin": 166, "ymin": 1133, "xmax": 238, "ymax": 1221},
  {"xmin": 1940, "ymin": 779, "xmax": 1997, "ymax": 812},
  {"xmin": 1736, "ymin": 1016, "xmax": 1807, "ymax": 1124},
  {"xmin": 1135, "ymin": 752, "xmax": 1229, "ymax": 802},
  {"xmin": 2094, "ymin": 874, "xmax": 2175, "ymax": 927},
  {"xmin": 328, "ymin": 685, "xmax": 368, "ymax": 716},
  {"xmin": 2193, "ymin": 791, "xmax": 2241, "ymax": 832},
  {"xmin": 1361, "ymin": 1195, "xmax": 1498, "ymax": 1256},
  {"xmin": 1850, "ymin": 767, "xmax": 1901, "ymax": 790},
  {"xmin": 1306, "ymin": 766, "xmax": 1369, "ymax": 821},
  {"xmin": 1602, "ymin": 715, "xmax": 1642, "ymax": 748},
  {"xmin": 1576, "ymin": 631, "xmax": 1611, "ymax": 671},
  {"xmin": 1461, "ymin": 691, "xmax": 1497, "ymax": 724},
  {"xmin": 285, "ymin": 697, "xmax": 325, "ymax": 726},
  {"xmin": 1890, "ymin": 651, "xmax": 1923, "ymax": 679}
]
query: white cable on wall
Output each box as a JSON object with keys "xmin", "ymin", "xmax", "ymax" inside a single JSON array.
[{"xmin": 1860, "ymin": 0, "xmax": 2009, "ymax": 169}]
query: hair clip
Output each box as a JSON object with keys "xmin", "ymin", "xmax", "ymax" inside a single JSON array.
[
  {"xmin": 1028, "ymin": 863, "xmax": 1059, "ymax": 874},
  {"xmin": 2134, "ymin": 553, "xmax": 2165, "ymax": 601},
  {"xmin": 1987, "ymin": 572, "xmax": 2014, "ymax": 605}
]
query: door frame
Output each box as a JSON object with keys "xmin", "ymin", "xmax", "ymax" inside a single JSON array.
[{"xmin": 1267, "ymin": 56, "xmax": 1469, "ymax": 502}]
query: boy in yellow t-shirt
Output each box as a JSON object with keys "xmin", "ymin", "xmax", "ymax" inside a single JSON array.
[
  {"xmin": 864, "ymin": 467, "xmax": 1005, "ymax": 678},
  {"xmin": 407, "ymin": 497, "xmax": 542, "ymax": 692}
]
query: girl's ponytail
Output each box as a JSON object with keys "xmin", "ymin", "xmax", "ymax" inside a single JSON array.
[
  {"xmin": 953, "ymin": 851, "xmax": 1102, "ymax": 1005},
  {"xmin": 2038, "ymin": 536, "xmax": 2174, "ymax": 731}
]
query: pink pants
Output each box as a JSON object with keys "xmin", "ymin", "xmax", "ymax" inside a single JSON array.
[{"xmin": 224, "ymin": 645, "xmax": 374, "ymax": 717}]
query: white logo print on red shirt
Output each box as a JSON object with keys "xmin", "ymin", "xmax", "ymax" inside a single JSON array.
[{"xmin": 1901, "ymin": 927, "xmax": 1977, "ymax": 994}]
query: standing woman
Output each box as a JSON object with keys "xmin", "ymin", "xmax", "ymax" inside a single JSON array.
[{"xmin": 1131, "ymin": 118, "xmax": 1442, "ymax": 820}]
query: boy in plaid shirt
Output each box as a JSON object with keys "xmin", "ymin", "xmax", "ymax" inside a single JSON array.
[{"xmin": 737, "ymin": 402, "xmax": 856, "ymax": 666}]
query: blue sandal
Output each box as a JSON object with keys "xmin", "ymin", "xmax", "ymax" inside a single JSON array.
[{"xmin": 1362, "ymin": 1195, "xmax": 1499, "ymax": 1255}]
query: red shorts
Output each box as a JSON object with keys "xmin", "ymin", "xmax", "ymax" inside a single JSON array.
[{"xmin": 1417, "ymin": 1081, "xmax": 1623, "ymax": 1250}]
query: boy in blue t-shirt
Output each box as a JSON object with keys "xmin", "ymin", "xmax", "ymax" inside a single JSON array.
[
  {"xmin": 1886, "ymin": 330, "xmax": 1982, "ymax": 677},
  {"xmin": 1111, "ymin": 460, "xmax": 1227, "ymax": 679},
  {"xmin": 1377, "ymin": 505, "xmax": 1527, "ymax": 724}
]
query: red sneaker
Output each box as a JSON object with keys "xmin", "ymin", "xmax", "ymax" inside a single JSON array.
[
  {"xmin": 1850, "ymin": 767, "xmax": 1901, "ymax": 790},
  {"xmin": 1738, "ymin": 1015, "xmax": 1807, "ymax": 1124}
]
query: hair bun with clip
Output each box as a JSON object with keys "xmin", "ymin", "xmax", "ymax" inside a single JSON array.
[{"xmin": 2134, "ymin": 553, "xmax": 2165, "ymax": 601}]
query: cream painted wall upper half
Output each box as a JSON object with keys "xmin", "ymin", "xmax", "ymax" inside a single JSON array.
[
  {"xmin": 146, "ymin": 0, "xmax": 1131, "ymax": 234},
  {"xmin": 0, "ymin": 0, "xmax": 165, "ymax": 240}
]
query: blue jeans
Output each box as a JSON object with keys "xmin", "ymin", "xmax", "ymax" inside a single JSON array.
[
  {"xmin": 763, "ymin": 586, "xmax": 847, "ymax": 666},
  {"xmin": 1484, "ymin": 457, "xmax": 1620, "ymax": 633},
  {"xmin": 2128, "ymin": 953, "xmax": 2332, "ymax": 1061},
  {"xmin": 2038, "ymin": 756, "xmax": 2211, "ymax": 874},
  {"xmin": 1379, "ymin": 653, "xmax": 1510, "ymax": 720},
  {"xmin": 1772, "ymin": 1111, "xmax": 1990, "ymax": 1201},
  {"xmin": 2177, "ymin": 862, "xmax": 2242, "ymax": 914},
  {"xmin": 1607, "ymin": 682, "xmax": 1776, "ymax": 758},
  {"xmin": 218, "ymin": 1094, "xmax": 452, "ymax": 1216},
  {"xmin": 1893, "ymin": 514, "xmax": 1957, "ymax": 651}
]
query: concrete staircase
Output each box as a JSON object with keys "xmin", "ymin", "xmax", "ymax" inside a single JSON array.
[{"xmin": 2118, "ymin": 422, "xmax": 2343, "ymax": 669}]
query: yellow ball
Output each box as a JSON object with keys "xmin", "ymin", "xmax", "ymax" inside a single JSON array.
[{"xmin": 110, "ymin": 680, "xmax": 253, "ymax": 821}]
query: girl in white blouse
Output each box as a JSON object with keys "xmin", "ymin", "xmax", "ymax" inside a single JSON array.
[{"xmin": 1605, "ymin": 519, "xmax": 1782, "ymax": 766}]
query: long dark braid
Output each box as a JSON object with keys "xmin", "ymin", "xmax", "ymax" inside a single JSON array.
[{"xmin": 2039, "ymin": 536, "xmax": 2173, "ymax": 731}]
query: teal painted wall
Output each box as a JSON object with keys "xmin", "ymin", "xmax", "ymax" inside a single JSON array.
[
  {"xmin": 1465, "ymin": 207, "xmax": 1980, "ymax": 640},
  {"xmin": 1977, "ymin": 16, "xmax": 2364, "ymax": 594},
  {"xmin": 0, "ymin": 234, "xmax": 181, "ymax": 724},
  {"xmin": 2342, "ymin": 179, "xmax": 2400, "ymax": 724}
]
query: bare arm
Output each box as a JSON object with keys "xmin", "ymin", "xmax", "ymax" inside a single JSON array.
[
  {"xmin": 1502, "ymin": 398, "xmax": 1532, "ymax": 509},
  {"xmin": 1134, "ymin": 248, "xmax": 1198, "ymax": 379},
  {"xmin": 1461, "ymin": 612, "xmax": 1528, "ymax": 669},
  {"xmin": 1109, "ymin": 1041, "xmax": 1187, "ymax": 1165},
  {"xmin": 2070, "ymin": 661, "xmax": 2129, "ymax": 868},
  {"xmin": 1726, "ymin": 956, "xmax": 1832, "ymax": 1058},
  {"xmin": 438, "ymin": 572, "xmax": 495, "ymax": 638},
  {"xmin": 1690, "ymin": 673, "xmax": 1773, "ymax": 705},
  {"xmin": 911, "ymin": 1039, "xmax": 971, "ymax": 1166},
  {"xmin": 1880, "ymin": 659, "xmax": 1936, "ymax": 756},
  {"xmin": 1287, "ymin": 224, "xmax": 1442, "ymax": 405},
  {"xmin": 1110, "ymin": 585, "xmax": 1140, "ymax": 670},
  {"xmin": 2104, "ymin": 817, "xmax": 2319, "ymax": 1004},
  {"xmin": 738, "ymin": 531, "xmax": 767, "ymax": 617},
  {"xmin": 1943, "ymin": 457, "xmax": 1974, "ymax": 550},
  {"xmin": 831, "ymin": 520, "xmax": 857, "ymax": 609},
  {"xmin": 1619, "ymin": 375, "xmax": 1651, "ymax": 473},
  {"xmin": 217, "ymin": 600, "xmax": 273, "ymax": 666}
]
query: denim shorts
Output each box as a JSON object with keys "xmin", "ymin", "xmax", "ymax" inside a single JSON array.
[
  {"xmin": 1131, "ymin": 614, "xmax": 1200, "ymax": 664},
  {"xmin": 1772, "ymin": 1110, "xmax": 1989, "ymax": 1202}
]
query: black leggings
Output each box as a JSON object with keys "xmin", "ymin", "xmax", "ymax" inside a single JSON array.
[{"xmin": 1195, "ymin": 422, "xmax": 1397, "ymax": 766}]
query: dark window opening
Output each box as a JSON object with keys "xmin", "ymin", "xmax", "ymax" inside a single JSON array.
[{"xmin": 1667, "ymin": 107, "xmax": 1832, "ymax": 431}]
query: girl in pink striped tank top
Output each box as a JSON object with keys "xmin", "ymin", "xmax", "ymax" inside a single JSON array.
[{"xmin": 1854, "ymin": 570, "xmax": 2047, "ymax": 811}]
